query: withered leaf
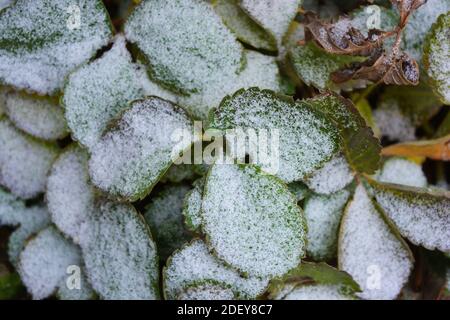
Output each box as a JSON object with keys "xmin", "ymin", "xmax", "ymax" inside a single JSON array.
[
  {"xmin": 382, "ymin": 134, "xmax": 450, "ymax": 161},
  {"xmin": 303, "ymin": 12, "xmax": 388, "ymax": 56},
  {"xmin": 333, "ymin": 51, "xmax": 420, "ymax": 86},
  {"xmin": 390, "ymin": 0, "xmax": 427, "ymax": 26}
]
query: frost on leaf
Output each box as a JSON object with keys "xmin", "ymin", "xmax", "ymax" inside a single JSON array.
[
  {"xmin": 367, "ymin": 178, "xmax": 450, "ymax": 252},
  {"xmin": 0, "ymin": 188, "xmax": 50, "ymax": 266},
  {"xmin": 89, "ymin": 97, "xmax": 197, "ymax": 201},
  {"xmin": 81, "ymin": 200, "xmax": 159, "ymax": 300},
  {"xmin": 182, "ymin": 177, "xmax": 205, "ymax": 233},
  {"xmin": 338, "ymin": 184, "xmax": 413, "ymax": 300},
  {"xmin": 144, "ymin": 184, "xmax": 192, "ymax": 261},
  {"xmin": 201, "ymin": 163, "xmax": 306, "ymax": 278},
  {"xmin": 287, "ymin": 181, "xmax": 310, "ymax": 202},
  {"xmin": 423, "ymin": 12, "xmax": 450, "ymax": 105},
  {"xmin": 307, "ymin": 93, "xmax": 381, "ymax": 174},
  {"xmin": 209, "ymin": 88, "xmax": 340, "ymax": 182},
  {"xmin": 163, "ymin": 239, "xmax": 269, "ymax": 300},
  {"xmin": 5, "ymin": 92, "xmax": 68, "ymax": 141},
  {"xmin": 377, "ymin": 157, "xmax": 427, "ymax": 188},
  {"xmin": 240, "ymin": 0, "xmax": 301, "ymax": 45},
  {"xmin": 46, "ymin": 146, "xmax": 95, "ymax": 244},
  {"xmin": 213, "ymin": 0, "xmax": 277, "ymax": 52},
  {"xmin": 124, "ymin": 0, "xmax": 243, "ymax": 96},
  {"xmin": 268, "ymin": 262, "xmax": 360, "ymax": 300},
  {"xmin": 304, "ymin": 189, "xmax": 350, "ymax": 261},
  {"xmin": 402, "ymin": 0, "xmax": 450, "ymax": 63},
  {"xmin": 178, "ymin": 50, "xmax": 281, "ymax": 119},
  {"xmin": 290, "ymin": 42, "xmax": 366, "ymax": 90},
  {"xmin": 0, "ymin": 0, "xmax": 13, "ymax": 11},
  {"xmin": 57, "ymin": 270, "xmax": 95, "ymax": 300},
  {"xmin": 0, "ymin": 118, "xmax": 59, "ymax": 199},
  {"xmin": 304, "ymin": 154, "xmax": 354, "ymax": 195},
  {"xmin": 18, "ymin": 227, "xmax": 87, "ymax": 300},
  {"xmin": 0, "ymin": 0, "xmax": 113, "ymax": 95},
  {"xmin": 178, "ymin": 282, "xmax": 235, "ymax": 300},
  {"xmin": 62, "ymin": 36, "xmax": 170, "ymax": 150}
]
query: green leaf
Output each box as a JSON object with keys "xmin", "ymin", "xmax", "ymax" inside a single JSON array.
[
  {"xmin": 423, "ymin": 12, "xmax": 450, "ymax": 105},
  {"xmin": 88, "ymin": 97, "xmax": 198, "ymax": 201},
  {"xmin": 338, "ymin": 184, "xmax": 414, "ymax": 300},
  {"xmin": 63, "ymin": 36, "xmax": 176, "ymax": 150},
  {"xmin": 0, "ymin": 272, "xmax": 23, "ymax": 300},
  {"xmin": 287, "ymin": 181, "xmax": 310, "ymax": 202},
  {"xmin": 18, "ymin": 226, "xmax": 91, "ymax": 300},
  {"xmin": 124, "ymin": 0, "xmax": 244, "ymax": 95},
  {"xmin": 163, "ymin": 239, "xmax": 269, "ymax": 300},
  {"xmin": 366, "ymin": 178, "xmax": 450, "ymax": 252},
  {"xmin": 201, "ymin": 163, "xmax": 306, "ymax": 278},
  {"xmin": 4, "ymin": 92, "xmax": 68, "ymax": 141},
  {"xmin": 81, "ymin": 200, "xmax": 159, "ymax": 300},
  {"xmin": 0, "ymin": 0, "xmax": 113, "ymax": 95},
  {"xmin": 268, "ymin": 261, "xmax": 360, "ymax": 300},
  {"xmin": 240, "ymin": 0, "xmax": 302, "ymax": 45},
  {"xmin": 307, "ymin": 93, "xmax": 381, "ymax": 174},
  {"xmin": 0, "ymin": 118, "xmax": 60, "ymax": 199},
  {"xmin": 378, "ymin": 82, "xmax": 443, "ymax": 127},
  {"xmin": 208, "ymin": 88, "xmax": 341, "ymax": 182},
  {"xmin": 144, "ymin": 184, "xmax": 192, "ymax": 262},
  {"xmin": 289, "ymin": 42, "xmax": 366, "ymax": 90},
  {"xmin": 304, "ymin": 189, "xmax": 351, "ymax": 261},
  {"xmin": 213, "ymin": 0, "xmax": 277, "ymax": 52}
]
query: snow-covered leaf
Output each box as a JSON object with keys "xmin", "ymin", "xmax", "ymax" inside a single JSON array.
[
  {"xmin": 178, "ymin": 50, "xmax": 281, "ymax": 119},
  {"xmin": 304, "ymin": 154, "xmax": 354, "ymax": 195},
  {"xmin": 163, "ymin": 239, "xmax": 269, "ymax": 300},
  {"xmin": 423, "ymin": 12, "xmax": 450, "ymax": 105},
  {"xmin": 81, "ymin": 200, "xmax": 159, "ymax": 300},
  {"xmin": 144, "ymin": 184, "xmax": 192, "ymax": 261},
  {"xmin": 240, "ymin": 0, "xmax": 301, "ymax": 45},
  {"xmin": 88, "ymin": 97, "xmax": 197, "ymax": 201},
  {"xmin": 178, "ymin": 281, "xmax": 235, "ymax": 300},
  {"xmin": 62, "ymin": 36, "xmax": 175, "ymax": 150},
  {"xmin": 402, "ymin": 0, "xmax": 450, "ymax": 63},
  {"xmin": 367, "ymin": 178, "xmax": 450, "ymax": 252},
  {"xmin": 0, "ymin": 0, "xmax": 113, "ymax": 95},
  {"xmin": 182, "ymin": 177, "xmax": 205, "ymax": 233},
  {"xmin": 18, "ymin": 226, "xmax": 87, "ymax": 300},
  {"xmin": 0, "ymin": 188, "xmax": 50, "ymax": 265},
  {"xmin": 46, "ymin": 145, "xmax": 95, "ymax": 244},
  {"xmin": 213, "ymin": 0, "xmax": 277, "ymax": 52},
  {"xmin": 338, "ymin": 184, "xmax": 414, "ymax": 300},
  {"xmin": 209, "ymin": 88, "xmax": 341, "ymax": 182},
  {"xmin": 376, "ymin": 157, "xmax": 427, "ymax": 188},
  {"xmin": 201, "ymin": 163, "xmax": 306, "ymax": 278},
  {"xmin": 0, "ymin": 118, "xmax": 59, "ymax": 199},
  {"xmin": 290, "ymin": 42, "xmax": 366, "ymax": 90},
  {"xmin": 124, "ymin": 0, "xmax": 244, "ymax": 95},
  {"xmin": 304, "ymin": 189, "xmax": 351, "ymax": 261},
  {"xmin": 4, "ymin": 92, "xmax": 68, "ymax": 141}
]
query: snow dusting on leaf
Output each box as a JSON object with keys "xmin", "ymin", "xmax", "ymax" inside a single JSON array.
[
  {"xmin": 163, "ymin": 239, "xmax": 269, "ymax": 300},
  {"xmin": 377, "ymin": 157, "xmax": 427, "ymax": 188},
  {"xmin": 201, "ymin": 163, "xmax": 306, "ymax": 278},
  {"xmin": 0, "ymin": 0, "xmax": 113, "ymax": 95},
  {"xmin": 339, "ymin": 184, "xmax": 414, "ymax": 300}
]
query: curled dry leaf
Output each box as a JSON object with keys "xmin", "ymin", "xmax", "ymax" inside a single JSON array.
[
  {"xmin": 382, "ymin": 134, "xmax": 450, "ymax": 161},
  {"xmin": 333, "ymin": 51, "xmax": 420, "ymax": 86},
  {"xmin": 303, "ymin": 12, "xmax": 387, "ymax": 56}
]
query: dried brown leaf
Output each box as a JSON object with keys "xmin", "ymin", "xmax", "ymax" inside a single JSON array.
[{"xmin": 382, "ymin": 134, "xmax": 450, "ymax": 161}]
